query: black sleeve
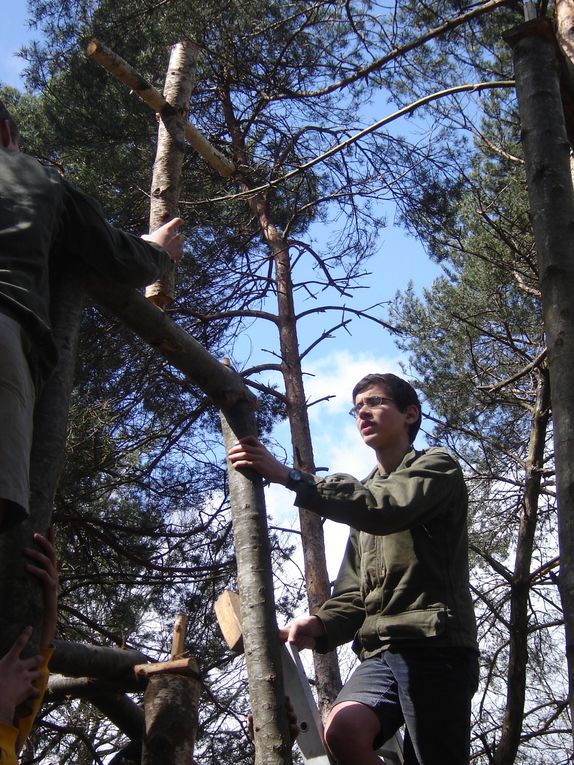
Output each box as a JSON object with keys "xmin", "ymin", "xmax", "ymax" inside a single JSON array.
[{"xmin": 57, "ymin": 178, "xmax": 171, "ymax": 287}]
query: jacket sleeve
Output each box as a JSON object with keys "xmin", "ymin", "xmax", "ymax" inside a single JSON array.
[
  {"xmin": 315, "ymin": 529, "xmax": 366, "ymax": 652},
  {"xmin": 291, "ymin": 448, "xmax": 465, "ymax": 535},
  {"xmin": 55, "ymin": 175, "xmax": 171, "ymax": 287}
]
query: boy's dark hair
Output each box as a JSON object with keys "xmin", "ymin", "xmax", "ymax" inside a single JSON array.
[
  {"xmin": 352, "ymin": 372, "xmax": 422, "ymax": 443},
  {"xmin": 0, "ymin": 98, "xmax": 20, "ymax": 146}
]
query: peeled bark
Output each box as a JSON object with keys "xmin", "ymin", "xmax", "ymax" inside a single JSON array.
[
  {"xmin": 505, "ymin": 17, "xmax": 574, "ymax": 731},
  {"xmin": 85, "ymin": 39, "xmax": 234, "ymax": 177},
  {"xmin": 146, "ymin": 41, "xmax": 198, "ymax": 307}
]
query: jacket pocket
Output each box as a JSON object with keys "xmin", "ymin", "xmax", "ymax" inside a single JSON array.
[{"xmin": 375, "ymin": 606, "xmax": 447, "ymax": 640}]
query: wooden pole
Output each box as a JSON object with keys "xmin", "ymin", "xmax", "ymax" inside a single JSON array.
[
  {"xmin": 170, "ymin": 613, "xmax": 187, "ymax": 659},
  {"xmin": 141, "ymin": 616, "xmax": 201, "ymax": 765},
  {"xmin": 85, "ymin": 38, "xmax": 235, "ymax": 177},
  {"xmin": 220, "ymin": 396, "xmax": 293, "ymax": 765},
  {"xmin": 146, "ymin": 41, "xmax": 197, "ymax": 307}
]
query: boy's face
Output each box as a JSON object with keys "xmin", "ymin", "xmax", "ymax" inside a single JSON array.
[{"xmin": 352, "ymin": 384, "xmax": 418, "ymax": 452}]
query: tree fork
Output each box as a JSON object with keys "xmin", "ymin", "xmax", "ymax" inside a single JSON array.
[{"xmin": 505, "ymin": 16, "xmax": 574, "ymax": 729}]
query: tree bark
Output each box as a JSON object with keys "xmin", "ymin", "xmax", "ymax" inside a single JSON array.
[
  {"xmin": 221, "ymin": 403, "xmax": 293, "ymax": 765},
  {"xmin": 141, "ymin": 671, "xmax": 200, "ymax": 765},
  {"xmin": 493, "ymin": 368, "xmax": 550, "ymax": 764},
  {"xmin": 83, "ymin": 274, "xmax": 251, "ymax": 410},
  {"xmin": 219, "ymin": 79, "xmax": 342, "ymax": 716},
  {"xmin": 50, "ymin": 639, "xmax": 149, "ymax": 680},
  {"xmin": 146, "ymin": 41, "xmax": 198, "ymax": 307},
  {"xmin": 505, "ymin": 17, "xmax": 574, "ymax": 730},
  {"xmin": 86, "ymin": 38, "xmax": 235, "ymax": 177},
  {"xmin": 0, "ymin": 272, "xmax": 83, "ymax": 656},
  {"xmin": 270, "ymin": 217, "xmax": 343, "ymax": 716}
]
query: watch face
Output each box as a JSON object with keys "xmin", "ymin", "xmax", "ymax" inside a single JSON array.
[{"xmin": 287, "ymin": 469, "xmax": 303, "ymax": 489}]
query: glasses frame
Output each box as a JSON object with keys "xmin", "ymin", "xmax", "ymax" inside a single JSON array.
[{"xmin": 349, "ymin": 396, "xmax": 395, "ymax": 418}]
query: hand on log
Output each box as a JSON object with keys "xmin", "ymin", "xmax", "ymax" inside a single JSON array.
[{"xmin": 142, "ymin": 217, "xmax": 184, "ymax": 262}]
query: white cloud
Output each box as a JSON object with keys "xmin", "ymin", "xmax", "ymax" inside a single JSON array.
[{"xmin": 303, "ymin": 348, "xmax": 404, "ymax": 420}]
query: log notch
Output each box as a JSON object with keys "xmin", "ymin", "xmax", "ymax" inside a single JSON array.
[
  {"xmin": 141, "ymin": 614, "xmax": 201, "ymax": 765},
  {"xmin": 146, "ymin": 41, "xmax": 197, "ymax": 307}
]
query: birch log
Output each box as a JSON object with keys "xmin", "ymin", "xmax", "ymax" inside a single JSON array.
[
  {"xmin": 145, "ymin": 41, "xmax": 197, "ymax": 307},
  {"xmin": 85, "ymin": 39, "xmax": 235, "ymax": 177}
]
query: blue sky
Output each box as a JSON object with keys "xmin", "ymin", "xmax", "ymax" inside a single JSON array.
[
  {"xmin": 1, "ymin": 2, "xmax": 36, "ymax": 89},
  {"xmin": 2, "ymin": 1, "xmax": 441, "ymax": 579}
]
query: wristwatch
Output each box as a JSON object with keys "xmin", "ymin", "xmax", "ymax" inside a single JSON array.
[{"xmin": 286, "ymin": 468, "xmax": 307, "ymax": 491}]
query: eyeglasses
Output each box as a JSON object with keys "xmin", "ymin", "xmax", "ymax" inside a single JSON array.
[{"xmin": 348, "ymin": 396, "xmax": 395, "ymax": 418}]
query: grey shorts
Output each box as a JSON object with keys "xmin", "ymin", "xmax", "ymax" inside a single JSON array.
[
  {"xmin": 0, "ymin": 312, "xmax": 35, "ymax": 530},
  {"xmin": 333, "ymin": 647, "xmax": 479, "ymax": 763}
]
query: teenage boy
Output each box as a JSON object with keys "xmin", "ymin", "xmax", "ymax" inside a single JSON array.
[{"xmin": 227, "ymin": 372, "xmax": 479, "ymax": 765}]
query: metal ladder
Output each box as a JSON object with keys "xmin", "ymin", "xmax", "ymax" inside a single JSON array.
[{"xmin": 215, "ymin": 591, "xmax": 404, "ymax": 765}]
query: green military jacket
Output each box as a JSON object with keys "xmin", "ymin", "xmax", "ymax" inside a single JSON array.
[
  {"xmin": 0, "ymin": 148, "xmax": 171, "ymax": 386},
  {"xmin": 292, "ymin": 447, "xmax": 478, "ymax": 659}
]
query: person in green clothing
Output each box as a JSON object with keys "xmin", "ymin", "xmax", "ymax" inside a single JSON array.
[
  {"xmin": 228, "ymin": 372, "xmax": 479, "ymax": 765},
  {"xmin": 0, "ymin": 99, "xmax": 184, "ymax": 533},
  {"xmin": 0, "ymin": 529, "xmax": 58, "ymax": 764}
]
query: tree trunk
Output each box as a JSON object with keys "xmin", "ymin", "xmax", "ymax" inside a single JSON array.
[
  {"xmin": 141, "ymin": 672, "xmax": 200, "ymax": 765},
  {"xmin": 0, "ymin": 271, "xmax": 83, "ymax": 656},
  {"xmin": 505, "ymin": 17, "xmax": 574, "ymax": 731},
  {"xmin": 269, "ymin": 219, "xmax": 343, "ymax": 716},
  {"xmin": 146, "ymin": 40, "xmax": 198, "ymax": 307},
  {"xmin": 493, "ymin": 367, "xmax": 550, "ymax": 764},
  {"xmin": 221, "ymin": 403, "xmax": 293, "ymax": 765},
  {"xmin": 218, "ymin": 78, "xmax": 342, "ymax": 715}
]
